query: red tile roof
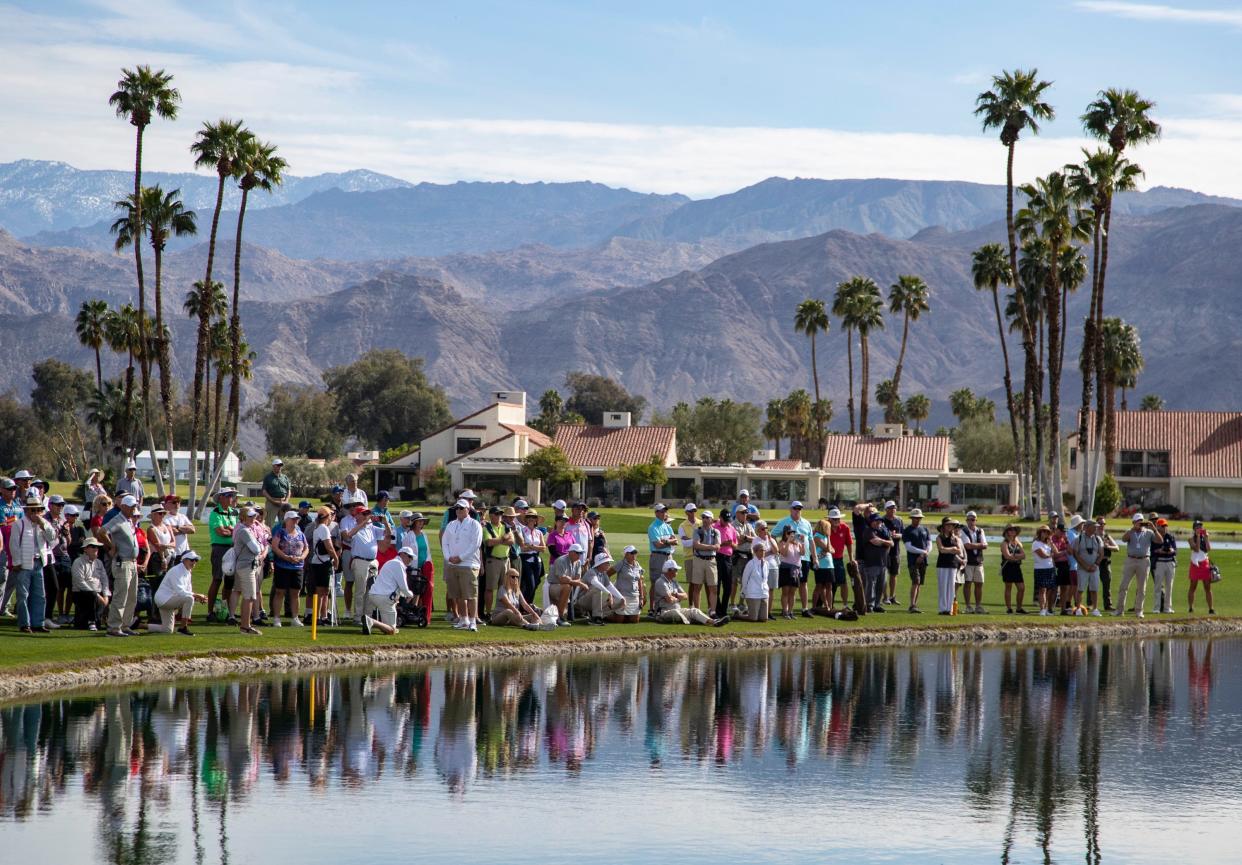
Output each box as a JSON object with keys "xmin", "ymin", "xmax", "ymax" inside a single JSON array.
[
  {"xmin": 820, "ymin": 435, "xmax": 950, "ymax": 472},
  {"xmin": 1083, "ymin": 411, "xmax": 1242, "ymax": 479},
  {"xmin": 753, "ymin": 459, "xmax": 804, "ymax": 470},
  {"xmin": 501, "ymin": 423, "xmax": 553, "ymax": 449},
  {"xmin": 553, "ymin": 424, "xmax": 676, "ymax": 468}
]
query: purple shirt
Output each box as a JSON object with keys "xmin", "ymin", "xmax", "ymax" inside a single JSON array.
[{"xmin": 546, "ymin": 529, "xmax": 573, "ymax": 564}]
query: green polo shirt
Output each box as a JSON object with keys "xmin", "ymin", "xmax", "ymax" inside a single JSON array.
[
  {"xmin": 262, "ymin": 471, "xmax": 291, "ymax": 501},
  {"xmin": 209, "ymin": 506, "xmax": 239, "ymax": 546}
]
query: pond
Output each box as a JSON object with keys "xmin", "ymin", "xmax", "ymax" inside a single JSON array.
[{"xmin": 2, "ymin": 639, "xmax": 1241, "ymax": 864}]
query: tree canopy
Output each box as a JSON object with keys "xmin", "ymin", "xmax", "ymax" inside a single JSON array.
[
  {"xmin": 322, "ymin": 350, "xmax": 452, "ymax": 451},
  {"xmin": 652, "ymin": 397, "xmax": 763, "ymax": 465},
  {"xmin": 254, "ymin": 383, "xmax": 343, "ymax": 458},
  {"xmin": 563, "ymin": 372, "xmax": 647, "ymax": 425}
]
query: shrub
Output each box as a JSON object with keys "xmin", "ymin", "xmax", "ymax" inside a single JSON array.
[{"xmin": 1092, "ymin": 473, "xmax": 1120, "ymax": 517}]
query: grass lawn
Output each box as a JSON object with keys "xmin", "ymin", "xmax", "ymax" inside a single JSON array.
[{"xmin": 1, "ymin": 506, "xmax": 1238, "ymax": 675}]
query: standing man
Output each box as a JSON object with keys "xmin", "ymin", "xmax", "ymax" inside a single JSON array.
[
  {"xmin": 771, "ymin": 502, "xmax": 814, "ymax": 617},
  {"xmin": 102, "ymin": 494, "xmax": 141, "ymax": 637},
  {"xmin": 1151, "ymin": 518, "xmax": 1178, "ymax": 614},
  {"xmin": 205, "ymin": 488, "xmax": 238, "ymax": 622},
  {"xmin": 732, "ymin": 488, "xmax": 752, "ymax": 519},
  {"xmin": 689, "ymin": 509, "xmax": 720, "ymax": 614},
  {"xmin": 1096, "ymin": 517, "xmax": 1118, "ymax": 611},
  {"xmin": 902, "ymin": 508, "xmax": 931, "ymax": 613},
  {"xmin": 647, "ymin": 503, "xmax": 677, "ymax": 613},
  {"xmin": 678, "ymin": 502, "xmax": 699, "ymax": 565},
  {"xmin": 341, "ymin": 473, "xmax": 368, "ymax": 509},
  {"xmin": 442, "ymin": 499, "xmax": 484, "ymax": 632},
  {"xmin": 882, "ymin": 501, "xmax": 904, "ymax": 606},
  {"xmin": 1115, "ymin": 513, "xmax": 1154, "ymax": 619},
  {"xmin": 341, "ymin": 503, "xmax": 390, "ymax": 623},
  {"xmin": 0, "ymin": 477, "xmax": 22, "ymax": 615},
  {"xmin": 482, "ymin": 506, "xmax": 515, "ymax": 622},
  {"xmin": 114, "ymin": 461, "xmax": 145, "ymax": 504},
  {"xmin": 1072, "ymin": 517, "xmax": 1104, "ymax": 616},
  {"xmin": 960, "ymin": 511, "xmax": 989, "ymax": 614},
  {"xmin": 860, "ymin": 512, "xmax": 893, "ymax": 612},
  {"xmin": 827, "ymin": 508, "xmax": 854, "ymax": 610},
  {"xmin": 10, "ymin": 492, "xmax": 56, "ymax": 633},
  {"xmin": 261, "ymin": 457, "xmax": 291, "ymax": 528},
  {"xmin": 729, "ymin": 505, "xmax": 756, "ymax": 616}
]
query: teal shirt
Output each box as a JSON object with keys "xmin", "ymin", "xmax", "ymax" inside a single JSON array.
[
  {"xmin": 771, "ymin": 516, "xmax": 813, "ymax": 562},
  {"xmin": 648, "ymin": 518, "xmax": 674, "ymax": 554}
]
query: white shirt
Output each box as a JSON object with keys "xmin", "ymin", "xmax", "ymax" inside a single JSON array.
[
  {"xmin": 442, "ymin": 516, "xmax": 484, "ymax": 568},
  {"xmin": 311, "ymin": 523, "xmax": 334, "ymax": 564},
  {"xmin": 164, "ymin": 512, "xmax": 193, "ymax": 554},
  {"xmin": 1032, "ymin": 540, "xmax": 1054, "ymax": 567},
  {"xmin": 370, "ymin": 558, "xmax": 413, "ymax": 599},
  {"xmin": 10, "ymin": 516, "xmax": 55, "ymax": 569},
  {"xmin": 72, "ymin": 555, "xmax": 108, "ymax": 593},
  {"xmin": 350, "ymin": 520, "xmax": 387, "ymax": 560},
  {"xmin": 341, "ymin": 487, "xmax": 368, "ymax": 509},
  {"xmin": 155, "ymin": 562, "xmax": 196, "ymax": 606},
  {"xmin": 741, "ymin": 558, "xmax": 769, "ymax": 599}
]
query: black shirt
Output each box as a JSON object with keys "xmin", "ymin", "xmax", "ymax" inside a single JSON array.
[
  {"xmin": 861, "ymin": 523, "xmax": 891, "ymax": 567},
  {"xmin": 936, "ymin": 532, "xmax": 961, "ymax": 570}
]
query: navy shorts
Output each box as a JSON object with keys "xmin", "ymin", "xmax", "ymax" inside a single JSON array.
[
  {"xmin": 814, "ymin": 566, "xmax": 834, "ymax": 586},
  {"xmin": 831, "ymin": 558, "xmax": 847, "ymax": 586},
  {"xmin": 1035, "ymin": 569, "xmax": 1057, "ymax": 590},
  {"xmin": 778, "ymin": 563, "xmax": 800, "ymax": 588}
]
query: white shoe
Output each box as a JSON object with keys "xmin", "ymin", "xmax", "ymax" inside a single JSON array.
[
  {"xmin": 1137, "ymin": 611, "xmax": 1145, "ymax": 619},
  {"xmin": 1040, "ymin": 609, "xmax": 1049, "ymax": 617},
  {"xmin": 43, "ymin": 618, "xmax": 61, "ymax": 629},
  {"xmin": 452, "ymin": 619, "xmax": 470, "ymax": 630},
  {"xmin": 272, "ymin": 618, "xmax": 282, "ymax": 627},
  {"xmin": 290, "ymin": 615, "xmax": 304, "ymax": 626},
  {"xmin": 1165, "ymin": 607, "xmax": 1175, "ymax": 614},
  {"xmin": 1091, "ymin": 608, "xmax": 1102, "ymax": 617}
]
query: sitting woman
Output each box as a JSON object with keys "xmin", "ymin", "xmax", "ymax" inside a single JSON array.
[
  {"xmin": 149, "ymin": 550, "xmax": 209, "ymax": 635},
  {"xmin": 491, "ymin": 568, "xmax": 543, "ymax": 628},
  {"xmin": 738, "ymin": 540, "xmax": 771, "ymax": 622},
  {"xmin": 607, "ymin": 546, "xmax": 646, "ymax": 623}
]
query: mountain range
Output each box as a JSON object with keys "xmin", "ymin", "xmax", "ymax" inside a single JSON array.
[{"xmin": 1, "ymin": 158, "xmax": 1239, "ymax": 456}]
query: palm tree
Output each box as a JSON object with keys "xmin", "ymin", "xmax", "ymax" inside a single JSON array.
[
  {"xmin": 848, "ymin": 279, "xmax": 885, "ymax": 434},
  {"xmin": 109, "ymin": 66, "xmax": 179, "ymax": 475},
  {"xmin": 104, "ymin": 303, "xmax": 143, "ymax": 459},
  {"xmin": 208, "ymin": 317, "xmax": 231, "ymax": 481},
  {"xmin": 1099, "ymin": 318, "xmax": 1143, "ymax": 467},
  {"xmin": 87, "ymin": 380, "xmax": 136, "ymax": 457},
  {"xmin": 1139, "ymin": 394, "xmax": 1164, "ymax": 411},
  {"xmin": 764, "ymin": 398, "xmax": 787, "ymax": 460},
  {"xmin": 875, "ymin": 379, "xmax": 904, "ymax": 423},
  {"xmin": 188, "ymin": 120, "xmax": 251, "ymax": 512},
  {"xmin": 794, "ymin": 298, "xmax": 830, "ymax": 465},
  {"xmin": 783, "ymin": 390, "xmax": 813, "ymax": 462},
  {"xmin": 184, "ymin": 280, "xmax": 226, "ymax": 484},
  {"xmin": 223, "ymin": 138, "xmax": 286, "ymax": 469},
  {"xmin": 904, "ymin": 394, "xmax": 931, "ymax": 433},
  {"xmin": 76, "ymin": 299, "xmax": 112, "ymax": 454},
  {"xmin": 832, "ymin": 280, "xmax": 861, "ymax": 433},
  {"xmin": 1016, "ymin": 171, "xmax": 1092, "ymax": 511},
  {"xmin": 886, "ymin": 275, "xmax": 929, "ymax": 421},
  {"xmin": 971, "ymin": 243, "xmax": 1024, "ymax": 493}
]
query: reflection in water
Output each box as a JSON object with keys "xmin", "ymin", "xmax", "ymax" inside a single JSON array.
[{"xmin": 0, "ymin": 639, "xmax": 1237, "ymax": 864}]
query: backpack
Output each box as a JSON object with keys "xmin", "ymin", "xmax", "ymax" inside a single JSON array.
[{"xmin": 221, "ymin": 546, "xmax": 237, "ymax": 577}]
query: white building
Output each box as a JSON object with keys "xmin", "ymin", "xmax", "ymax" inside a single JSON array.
[{"xmin": 135, "ymin": 450, "xmax": 241, "ymax": 483}]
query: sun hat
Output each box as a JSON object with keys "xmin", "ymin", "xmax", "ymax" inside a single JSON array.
[
  {"xmin": 120, "ymin": 495, "xmax": 138, "ymax": 508},
  {"xmin": 1068, "ymin": 514, "xmax": 1084, "ymax": 529},
  {"xmin": 24, "ymin": 495, "xmax": 43, "ymax": 509},
  {"xmin": 827, "ymin": 508, "xmax": 842, "ymax": 519},
  {"xmin": 409, "ymin": 512, "xmax": 427, "ymax": 523},
  {"xmin": 662, "ymin": 559, "xmax": 680, "ymax": 572},
  {"xmin": 124, "ymin": 462, "xmax": 137, "ymax": 471},
  {"xmin": 48, "ymin": 494, "xmax": 65, "ymax": 505},
  {"xmin": 148, "ymin": 504, "xmax": 166, "ymax": 515},
  {"xmin": 568, "ymin": 543, "xmax": 585, "ymax": 554},
  {"xmin": 460, "ymin": 489, "xmax": 477, "ymax": 499},
  {"xmin": 940, "ymin": 516, "xmax": 957, "ymax": 526},
  {"xmin": 909, "ymin": 508, "xmax": 924, "ymax": 518},
  {"xmin": 398, "ymin": 546, "xmax": 416, "ymax": 558},
  {"xmin": 399, "ymin": 509, "xmax": 413, "ymax": 519},
  {"xmin": 523, "ymin": 510, "xmax": 539, "ymax": 520},
  {"xmin": 593, "ymin": 552, "xmax": 613, "ymax": 567},
  {"xmin": 13, "ymin": 469, "xmax": 32, "ymax": 480},
  {"xmin": 83, "ymin": 538, "xmax": 104, "ymax": 548}
]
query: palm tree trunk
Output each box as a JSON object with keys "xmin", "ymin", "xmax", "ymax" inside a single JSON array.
[
  {"xmin": 810, "ymin": 334, "xmax": 824, "ymax": 467},
  {"xmin": 1078, "ymin": 214, "xmax": 1102, "ymax": 513},
  {"xmin": 991, "ymin": 282, "xmax": 1023, "ymax": 502},
  {"xmin": 890, "ymin": 313, "xmax": 910, "ymax": 422},
  {"xmin": 1046, "ymin": 247, "xmax": 1064, "ymax": 512},
  {"xmin": 93, "ymin": 346, "xmax": 107, "ymax": 458},
  {"xmin": 1105, "ymin": 380, "xmax": 1118, "ymax": 468},
  {"xmin": 121, "ymin": 350, "xmax": 135, "ymax": 462},
  {"xmin": 227, "ymin": 188, "xmax": 250, "ymax": 447},
  {"xmin": 859, "ymin": 332, "xmax": 870, "ymax": 434},
  {"xmin": 1093, "ymin": 197, "xmax": 1116, "ymax": 505},
  {"xmin": 130, "ymin": 126, "xmax": 164, "ymax": 498},
  {"xmin": 153, "ymin": 242, "xmax": 177, "ymax": 495},
  {"xmin": 845, "ymin": 327, "xmax": 856, "ymax": 434},
  {"xmin": 189, "ymin": 173, "xmax": 228, "ymax": 517}
]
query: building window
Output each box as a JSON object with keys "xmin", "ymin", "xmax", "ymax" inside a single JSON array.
[
  {"xmin": 456, "ymin": 437, "xmax": 482, "ymax": 455},
  {"xmin": 864, "ymin": 480, "xmax": 899, "ymax": 504},
  {"xmin": 906, "ymin": 481, "xmax": 937, "ymax": 504},
  {"xmin": 827, "ymin": 481, "xmax": 860, "ymax": 505},
  {"xmin": 1120, "ymin": 485, "xmax": 1167, "ymax": 508},
  {"xmin": 1118, "ymin": 450, "xmax": 1169, "ymax": 478},
  {"xmin": 664, "ymin": 477, "xmax": 697, "ymax": 503},
  {"xmin": 702, "ymin": 478, "xmax": 738, "ymax": 501},
  {"xmin": 951, "ymin": 483, "xmax": 1009, "ymax": 506},
  {"xmin": 1069, "ymin": 447, "xmax": 1077, "ymax": 470}
]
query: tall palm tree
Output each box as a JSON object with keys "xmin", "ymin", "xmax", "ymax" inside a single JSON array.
[
  {"xmin": 104, "ymin": 303, "xmax": 144, "ymax": 459},
  {"xmin": 904, "ymin": 394, "xmax": 931, "ymax": 433},
  {"xmin": 971, "ymin": 243, "xmax": 1023, "ymax": 497},
  {"xmin": 1099, "ymin": 317, "xmax": 1143, "ymax": 467},
  {"xmin": 848, "ymin": 279, "xmax": 885, "ymax": 434},
  {"xmin": 188, "ymin": 120, "xmax": 251, "ymax": 512},
  {"xmin": 184, "ymin": 280, "xmax": 226, "ymax": 484},
  {"xmin": 109, "ymin": 66, "xmax": 179, "ymax": 476},
  {"xmin": 223, "ymin": 138, "xmax": 286, "ymax": 481},
  {"xmin": 76, "ymin": 299, "xmax": 112, "ymax": 454},
  {"xmin": 209, "ymin": 317, "xmax": 232, "ymax": 481},
  {"xmin": 832, "ymin": 278, "xmax": 863, "ymax": 433},
  {"xmin": 875, "ymin": 379, "xmax": 904, "ymax": 423},
  {"xmin": 1016, "ymin": 172, "xmax": 1092, "ymax": 510},
  {"xmin": 114, "ymin": 187, "xmax": 197, "ymax": 492},
  {"xmin": 764, "ymin": 398, "xmax": 787, "ymax": 460},
  {"xmin": 794, "ymin": 298, "xmax": 830, "ymax": 465},
  {"xmin": 783, "ymin": 390, "xmax": 813, "ymax": 462},
  {"xmin": 886, "ymin": 275, "xmax": 929, "ymax": 420},
  {"xmin": 975, "ymin": 68, "xmax": 1054, "ymax": 514}
]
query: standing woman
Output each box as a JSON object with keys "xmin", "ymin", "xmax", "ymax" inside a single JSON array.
[
  {"xmin": 1049, "ymin": 522, "xmax": 1073, "ymax": 614},
  {"xmin": 1000, "ymin": 524, "xmax": 1027, "ymax": 614},
  {"xmin": 270, "ymin": 510, "xmax": 308, "ymax": 627},
  {"xmin": 776, "ymin": 524, "xmax": 804, "ymax": 620},
  {"xmin": 1151, "ymin": 518, "xmax": 1178, "ymax": 613},
  {"xmin": 1031, "ymin": 526, "xmax": 1056, "ymax": 616},
  {"xmin": 714, "ymin": 510, "xmax": 738, "ymax": 619},
  {"xmin": 934, "ymin": 517, "xmax": 964, "ymax": 615},
  {"xmin": 307, "ymin": 506, "xmax": 339, "ymax": 625},
  {"xmin": 84, "ymin": 469, "xmax": 107, "ymax": 509},
  {"xmin": 811, "ymin": 518, "xmax": 835, "ymax": 612},
  {"xmin": 232, "ymin": 507, "xmax": 264, "ymax": 635},
  {"xmin": 145, "ymin": 504, "xmax": 176, "ymax": 589},
  {"xmin": 89, "ymin": 494, "xmax": 111, "ymax": 545},
  {"xmin": 738, "ymin": 540, "xmax": 771, "ymax": 622},
  {"xmin": 517, "ymin": 510, "xmax": 546, "ymax": 604},
  {"xmin": 1187, "ymin": 519, "xmax": 1214, "ymax": 615}
]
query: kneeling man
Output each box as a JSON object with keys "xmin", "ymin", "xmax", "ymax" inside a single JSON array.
[{"xmin": 652, "ymin": 559, "xmax": 729, "ymax": 626}]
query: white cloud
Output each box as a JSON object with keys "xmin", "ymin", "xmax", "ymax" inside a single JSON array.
[{"xmin": 1076, "ymin": 1, "xmax": 1242, "ymax": 28}]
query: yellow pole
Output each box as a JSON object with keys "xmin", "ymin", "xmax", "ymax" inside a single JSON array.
[
  {"xmin": 311, "ymin": 602, "xmax": 318, "ymax": 641},
  {"xmin": 309, "ymin": 675, "xmax": 315, "ymax": 725}
]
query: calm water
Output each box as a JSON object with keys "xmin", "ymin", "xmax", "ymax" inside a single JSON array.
[{"xmin": 3, "ymin": 640, "xmax": 1241, "ymax": 864}]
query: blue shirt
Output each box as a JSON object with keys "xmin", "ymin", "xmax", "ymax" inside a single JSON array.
[
  {"xmin": 770, "ymin": 516, "xmax": 813, "ymax": 562},
  {"xmin": 648, "ymin": 518, "xmax": 674, "ymax": 554},
  {"xmin": 1067, "ymin": 528, "xmax": 1079, "ymax": 571}
]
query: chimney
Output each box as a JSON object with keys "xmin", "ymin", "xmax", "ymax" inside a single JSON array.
[
  {"xmin": 873, "ymin": 423, "xmax": 905, "ymax": 439},
  {"xmin": 751, "ymin": 448, "xmax": 776, "ymax": 462},
  {"xmin": 603, "ymin": 411, "xmax": 631, "ymax": 428},
  {"xmin": 493, "ymin": 391, "xmax": 526, "ymax": 409}
]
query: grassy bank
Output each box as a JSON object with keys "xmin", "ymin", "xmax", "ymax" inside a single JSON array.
[{"xmin": 1, "ymin": 506, "xmax": 1238, "ymax": 677}]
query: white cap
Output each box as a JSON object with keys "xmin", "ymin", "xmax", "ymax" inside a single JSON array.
[
  {"xmin": 622, "ymin": 544, "xmax": 637, "ymax": 554},
  {"xmin": 738, "ymin": 489, "xmax": 750, "ymax": 497},
  {"xmin": 454, "ymin": 499, "xmax": 470, "ymax": 509},
  {"xmin": 568, "ymin": 543, "xmax": 585, "ymax": 554},
  {"xmin": 241, "ymin": 507, "xmax": 257, "ymax": 517},
  {"xmin": 514, "ymin": 499, "xmax": 529, "ymax": 508},
  {"xmin": 884, "ymin": 500, "xmax": 896, "ymax": 509},
  {"xmin": 1131, "ymin": 513, "xmax": 1144, "ymax": 522},
  {"xmin": 827, "ymin": 508, "xmax": 842, "ymax": 519},
  {"xmin": 790, "ymin": 501, "xmax": 804, "ymax": 509},
  {"xmin": 552, "ymin": 499, "xmax": 567, "ymax": 509},
  {"xmin": 13, "ymin": 469, "xmax": 31, "ymax": 480},
  {"xmin": 653, "ymin": 503, "xmax": 667, "ymax": 512},
  {"xmin": 593, "ymin": 552, "xmax": 613, "ymax": 567},
  {"xmin": 120, "ymin": 495, "xmax": 138, "ymax": 507},
  {"xmin": 283, "ymin": 510, "xmax": 299, "ymax": 521},
  {"xmin": 701, "ymin": 510, "xmax": 713, "ymax": 519},
  {"xmin": 399, "ymin": 510, "xmax": 413, "ymax": 519},
  {"xmin": 910, "ymin": 508, "xmax": 924, "ymax": 518},
  {"xmin": 181, "ymin": 550, "xmax": 202, "ymax": 561},
  {"xmin": 966, "ymin": 511, "xmax": 978, "ymax": 519},
  {"xmin": 1068, "ymin": 514, "xmax": 1084, "ymax": 528},
  {"xmin": 398, "ymin": 546, "xmax": 416, "ymax": 558},
  {"xmin": 125, "ymin": 462, "xmax": 137, "ymax": 470},
  {"xmin": 272, "ymin": 457, "xmax": 284, "ymax": 465},
  {"xmin": 684, "ymin": 502, "xmax": 698, "ymax": 511},
  {"xmin": 64, "ymin": 504, "xmax": 80, "ymax": 516},
  {"xmin": 662, "ymin": 559, "xmax": 680, "ymax": 572},
  {"xmin": 460, "ymin": 489, "xmax": 477, "ymax": 499}
]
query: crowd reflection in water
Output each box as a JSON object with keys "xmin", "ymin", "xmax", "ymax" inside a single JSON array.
[{"xmin": 0, "ymin": 639, "xmax": 1230, "ymax": 861}]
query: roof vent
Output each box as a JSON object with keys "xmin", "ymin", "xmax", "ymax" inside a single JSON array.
[
  {"xmin": 752, "ymin": 448, "xmax": 776, "ymax": 462},
  {"xmin": 493, "ymin": 391, "xmax": 526, "ymax": 408},
  {"xmin": 603, "ymin": 411, "xmax": 631, "ymax": 428},
  {"xmin": 874, "ymin": 423, "xmax": 905, "ymax": 439}
]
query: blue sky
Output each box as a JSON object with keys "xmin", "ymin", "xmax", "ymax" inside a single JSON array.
[{"xmin": 3, "ymin": 0, "xmax": 1241, "ymax": 195}]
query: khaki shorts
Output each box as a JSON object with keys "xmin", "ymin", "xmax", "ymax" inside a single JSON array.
[
  {"xmin": 364, "ymin": 593, "xmax": 398, "ymax": 627},
  {"xmin": 490, "ymin": 608, "xmax": 525, "ymax": 627},
  {"xmin": 234, "ymin": 561, "xmax": 260, "ymax": 600},
  {"xmin": 963, "ymin": 565, "xmax": 985, "ymax": 584},
  {"xmin": 445, "ymin": 563, "xmax": 479, "ymax": 600},
  {"xmin": 349, "ymin": 556, "xmax": 377, "ymax": 588},
  {"xmin": 484, "ymin": 558, "xmax": 509, "ymax": 592},
  {"xmin": 689, "ymin": 557, "xmax": 719, "ymax": 586}
]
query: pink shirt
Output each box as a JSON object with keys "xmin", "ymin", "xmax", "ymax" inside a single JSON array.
[{"xmin": 715, "ymin": 521, "xmax": 738, "ymax": 557}]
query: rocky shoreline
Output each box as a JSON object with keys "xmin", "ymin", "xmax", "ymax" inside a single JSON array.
[{"xmin": 3, "ymin": 618, "xmax": 1241, "ymax": 703}]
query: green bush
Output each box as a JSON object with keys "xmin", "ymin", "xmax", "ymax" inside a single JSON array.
[{"xmin": 1093, "ymin": 473, "xmax": 1120, "ymax": 517}]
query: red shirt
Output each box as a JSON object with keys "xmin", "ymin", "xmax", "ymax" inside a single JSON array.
[{"xmin": 829, "ymin": 523, "xmax": 853, "ymax": 558}]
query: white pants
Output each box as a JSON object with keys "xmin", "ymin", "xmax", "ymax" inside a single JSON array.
[
  {"xmin": 1152, "ymin": 561, "xmax": 1175, "ymax": 611},
  {"xmin": 148, "ymin": 594, "xmax": 194, "ymax": 633},
  {"xmin": 364, "ymin": 593, "xmax": 399, "ymax": 627},
  {"xmin": 1115, "ymin": 557, "xmax": 1149, "ymax": 613},
  {"xmin": 936, "ymin": 568, "xmax": 957, "ymax": 613}
]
